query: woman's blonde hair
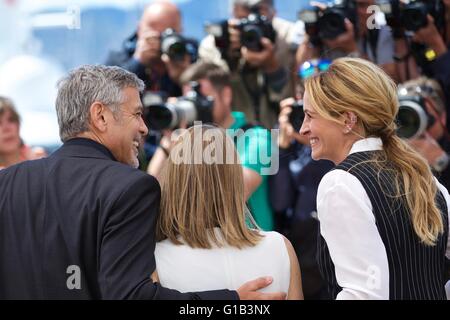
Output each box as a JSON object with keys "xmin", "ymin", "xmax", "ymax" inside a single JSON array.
[
  {"xmin": 304, "ymin": 57, "xmax": 444, "ymax": 246},
  {"xmin": 156, "ymin": 125, "xmax": 262, "ymax": 249}
]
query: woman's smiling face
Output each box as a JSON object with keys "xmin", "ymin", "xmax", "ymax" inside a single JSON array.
[{"xmin": 299, "ymin": 90, "xmax": 347, "ymax": 164}]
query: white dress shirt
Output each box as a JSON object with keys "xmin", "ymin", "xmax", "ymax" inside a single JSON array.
[{"xmin": 317, "ymin": 137, "xmax": 450, "ymax": 300}]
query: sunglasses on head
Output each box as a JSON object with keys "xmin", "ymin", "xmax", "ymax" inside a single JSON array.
[{"xmin": 298, "ymin": 59, "xmax": 332, "ymax": 79}]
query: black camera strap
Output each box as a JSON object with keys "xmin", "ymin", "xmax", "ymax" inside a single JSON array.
[
  {"xmin": 240, "ymin": 64, "xmax": 266, "ymax": 124},
  {"xmin": 362, "ymin": 29, "xmax": 379, "ymax": 64},
  {"xmin": 393, "ymin": 34, "xmax": 413, "ymax": 81}
]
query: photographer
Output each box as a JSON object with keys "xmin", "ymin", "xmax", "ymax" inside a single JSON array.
[
  {"xmin": 147, "ymin": 62, "xmax": 276, "ymax": 231},
  {"xmin": 106, "ymin": 1, "xmax": 197, "ymax": 167},
  {"xmin": 387, "ymin": 0, "xmax": 450, "ymax": 102},
  {"xmin": 105, "ymin": 1, "xmax": 196, "ymax": 97},
  {"xmin": 199, "ymin": 0, "xmax": 302, "ymax": 129},
  {"xmin": 398, "ymin": 76, "xmax": 450, "ymax": 290},
  {"xmin": 296, "ymin": 0, "xmax": 398, "ymax": 81},
  {"xmin": 409, "ymin": 0, "xmax": 450, "ymax": 114},
  {"xmin": 269, "ymin": 97, "xmax": 333, "ymax": 299},
  {"xmin": 398, "ymin": 77, "xmax": 450, "ymax": 190}
]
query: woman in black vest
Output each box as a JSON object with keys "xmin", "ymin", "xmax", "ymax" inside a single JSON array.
[{"xmin": 299, "ymin": 57, "xmax": 450, "ymax": 299}]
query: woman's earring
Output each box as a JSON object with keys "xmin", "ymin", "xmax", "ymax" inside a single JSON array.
[{"xmin": 345, "ymin": 113, "xmax": 357, "ymax": 134}]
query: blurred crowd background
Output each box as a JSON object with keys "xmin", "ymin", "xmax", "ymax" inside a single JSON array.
[
  {"xmin": 0, "ymin": 0, "xmax": 306, "ymax": 150},
  {"xmin": 1, "ymin": 0, "xmax": 449, "ymax": 299}
]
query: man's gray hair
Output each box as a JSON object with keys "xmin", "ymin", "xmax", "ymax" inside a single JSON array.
[{"xmin": 55, "ymin": 65, "xmax": 145, "ymax": 142}]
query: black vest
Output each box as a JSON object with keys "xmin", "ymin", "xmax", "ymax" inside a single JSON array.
[{"xmin": 318, "ymin": 151, "xmax": 449, "ymax": 300}]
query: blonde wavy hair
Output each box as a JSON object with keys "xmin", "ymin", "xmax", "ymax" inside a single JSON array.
[
  {"xmin": 156, "ymin": 125, "xmax": 262, "ymax": 249},
  {"xmin": 304, "ymin": 57, "xmax": 444, "ymax": 246}
]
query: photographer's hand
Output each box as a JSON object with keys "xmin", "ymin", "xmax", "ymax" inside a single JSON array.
[
  {"xmin": 241, "ymin": 37, "xmax": 279, "ymax": 73},
  {"xmin": 408, "ymin": 132, "xmax": 448, "ymax": 171},
  {"xmin": 147, "ymin": 114, "xmax": 187, "ymax": 179},
  {"xmin": 161, "ymin": 53, "xmax": 191, "ymax": 83},
  {"xmin": 278, "ymin": 98, "xmax": 296, "ymax": 149},
  {"xmin": 134, "ymin": 29, "xmax": 161, "ymax": 65},
  {"xmin": 412, "ymin": 15, "xmax": 447, "ymax": 58},
  {"xmin": 445, "ymin": 0, "xmax": 450, "ymax": 45},
  {"xmin": 296, "ymin": 35, "xmax": 322, "ymax": 71},
  {"xmin": 228, "ymin": 19, "xmax": 242, "ymax": 54},
  {"xmin": 278, "ymin": 98, "xmax": 307, "ymax": 148},
  {"xmin": 323, "ymin": 18, "xmax": 359, "ymax": 55}
]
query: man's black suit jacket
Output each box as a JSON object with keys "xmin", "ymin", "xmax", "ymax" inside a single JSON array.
[{"xmin": 0, "ymin": 138, "xmax": 238, "ymax": 300}]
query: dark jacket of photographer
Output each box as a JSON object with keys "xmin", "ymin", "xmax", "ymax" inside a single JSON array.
[
  {"xmin": 105, "ymin": 32, "xmax": 182, "ymax": 97},
  {"xmin": 269, "ymin": 143, "xmax": 334, "ymax": 299},
  {"xmin": 430, "ymin": 50, "xmax": 450, "ymax": 119}
]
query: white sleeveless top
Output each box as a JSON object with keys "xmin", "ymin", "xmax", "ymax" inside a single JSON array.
[{"xmin": 155, "ymin": 229, "xmax": 290, "ymax": 293}]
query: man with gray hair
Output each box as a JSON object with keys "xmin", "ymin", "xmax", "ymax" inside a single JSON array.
[{"xmin": 0, "ymin": 64, "xmax": 284, "ymax": 300}]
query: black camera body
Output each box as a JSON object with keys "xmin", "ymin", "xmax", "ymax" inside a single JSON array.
[
  {"xmin": 299, "ymin": 0, "xmax": 357, "ymax": 45},
  {"xmin": 377, "ymin": 0, "xmax": 445, "ymax": 32},
  {"xmin": 204, "ymin": 20, "xmax": 230, "ymax": 55},
  {"xmin": 289, "ymin": 100, "xmax": 305, "ymax": 132},
  {"xmin": 205, "ymin": 11, "xmax": 276, "ymax": 54},
  {"xmin": 160, "ymin": 28, "xmax": 198, "ymax": 63},
  {"xmin": 143, "ymin": 82, "xmax": 214, "ymax": 131},
  {"xmin": 237, "ymin": 13, "xmax": 277, "ymax": 51}
]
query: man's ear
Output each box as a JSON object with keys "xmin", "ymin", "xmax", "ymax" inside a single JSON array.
[{"xmin": 89, "ymin": 102, "xmax": 108, "ymax": 133}]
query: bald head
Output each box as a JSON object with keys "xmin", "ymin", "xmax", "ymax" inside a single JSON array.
[{"xmin": 138, "ymin": 1, "xmax": 182, "ymax": 36}]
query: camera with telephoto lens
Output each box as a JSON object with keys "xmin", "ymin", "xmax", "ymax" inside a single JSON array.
[
  {"xmin": 142, "ymin": 82, "xmax": 214, "ymax": 131},
  {"xmin": 376, "ymin": 0, "xmax": 445, "ymax": 32},
  {"xmin": 204, "ymin": 7, "xmax": 276, "ymax": 53},
  {"xmin": 237, "ymin": 11, "xmax": 277, "ymax": 51},
  {"xmin": 396, "ymin": 95, "xmax": 436, "ymax": 139},
  {"xmin": 298, "ymin": 0, "xmax": 357, "ymax": 45},
  {"xmin": 289, "ymin": 100, "xmax": 305, "ymax": 132},
  {"xmin": 160, "ymin": 28, "xmax": 198, "ymax": 63}
]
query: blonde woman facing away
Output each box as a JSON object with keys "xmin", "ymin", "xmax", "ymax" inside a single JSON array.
[
  {"xmin": 154, "ymin": 125, "xmax": 303, "ymax": 300},
  {"xmin": 299, "ymin": 57, "xmax": 450, "ymax": 300}
]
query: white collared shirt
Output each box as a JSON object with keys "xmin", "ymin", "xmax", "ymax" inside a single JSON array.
[{"xmin": 317, "ymin": 137, "xmax": 450, "ymax": 300}]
